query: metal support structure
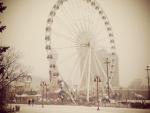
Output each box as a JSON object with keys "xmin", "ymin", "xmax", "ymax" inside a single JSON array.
[
  {"xmin": 45, "ymin": 84, "xmax": 48, "ymax": 103},
  {"xmin": 40, "ymin": 81, "xmax": 47, "ymax": 108},
  {"xmin": 87, "ymin": 47, "xmax": 91, "ymax": 102},
  {"xmin": 77, "ymin": 51, "xmax": 89, "ymax": 92},
  {"xmin": 104, "ymin": 58, "xmax": 110, "ymax": 98},
  {"xmin": 145, "ymin": 65, "xmax": 150, "ymax": 99},
  {"xmin": 94, "ymin": 76, "xmax": 101, "ymax": 111}
]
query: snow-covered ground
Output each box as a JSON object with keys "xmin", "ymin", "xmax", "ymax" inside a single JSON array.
[{"xmin": 14, "ymin": 104, "xmax": 150, "ymax": 113}]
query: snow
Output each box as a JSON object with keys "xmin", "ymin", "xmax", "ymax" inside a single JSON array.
[{"xmin": 12, "ymin": 104, "xmax": 150, "ymax": 113}]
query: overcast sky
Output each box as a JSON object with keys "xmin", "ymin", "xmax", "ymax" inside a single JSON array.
[{"xmin": 1, "ymin": 0, "xmax": 150, "ymax": 88}]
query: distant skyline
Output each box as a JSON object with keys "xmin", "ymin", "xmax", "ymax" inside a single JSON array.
[{"xmin": 1, "ymin": 0, "xmax": 150, "ymax": 88}]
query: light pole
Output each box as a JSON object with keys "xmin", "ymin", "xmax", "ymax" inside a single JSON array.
[
  {"xmin": 104, "ymin": 58, "xmax": 111, "ymax": 98},
  {"xmin": 45, "ymin": 83, "xmax": 48, "ymax": 104},
  {"xmin": 94, "ymin": 76, "xmax": 101, "ymax": 111},
  {"xmin": 145, "ymin": 65, "xmax": 150, "ymax": 99},
  {"xmin": 40, "ymin": 81, "xmax": 46, "ymax": 108},
  {"xmin": 74, "ymin": 84, "xmax": 78, "ymax": 100}
]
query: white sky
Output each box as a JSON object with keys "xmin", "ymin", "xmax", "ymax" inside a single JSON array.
[{"xmin": 1, "ymin": 0, "xmax": 150, "ymax": 88}]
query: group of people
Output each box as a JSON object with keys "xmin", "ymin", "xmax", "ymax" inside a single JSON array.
[{"xmin": 28, "ymin": 99, "xmax": 35, "ymax": 106}]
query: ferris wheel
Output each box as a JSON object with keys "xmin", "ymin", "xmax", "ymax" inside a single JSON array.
[{"xmin": 45, "ymin": 0, "xmax": 117, "ymax": 101}]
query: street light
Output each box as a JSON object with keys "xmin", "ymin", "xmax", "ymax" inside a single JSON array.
[
  {"xmin": 145, "ymin": 65, "xmax": 150, "ymax": 99},
  {"xmin": 74, "ymin": 84, "xmax": 78, "ymax": 100},
  {"xmin": 94, "ymin": 76, "xmax": 101, "ymax": 111},
  {"xmin": 104, "ymin": 58, "xmax": 111, "ymax": 98},
  {"xmin": 40, "ymin": 81, "xmax": 47, "ymax": 108},
  {"xmin": 45, "ymin": 83, "xmax": 48, "ymax": 103}
]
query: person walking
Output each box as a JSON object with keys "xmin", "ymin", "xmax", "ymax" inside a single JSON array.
[
  {"xmin": 28, "ymin": 99, "xmax": 31, "ymax": 106},
  {"xmin": 32, "ymin": 99, "xmax": 35, "ymax": 106}
]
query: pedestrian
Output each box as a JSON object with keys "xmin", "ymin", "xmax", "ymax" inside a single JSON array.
[
  {"xmin": 32, "ymin": 99, "xmax": 35, "ymax": 106},
  {"xmin": 28, "ymin": 99, "xmax": 31, "ymax": 106}
]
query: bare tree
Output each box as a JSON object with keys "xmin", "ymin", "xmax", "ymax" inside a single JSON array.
[
  {"xmin": 0, "ymin": 48, "xmax": 31, "ymax": 111},
  {"xmin": 0, "ymin": 48, "xmax": 30, "ymax": 88}
]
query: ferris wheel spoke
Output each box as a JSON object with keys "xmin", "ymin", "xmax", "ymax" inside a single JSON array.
[
  {"xmin": 87, "ymin": 1, "xmax": 98, "ymax": 32},
  {"xmin": 92, "ymin": 35, "xmax": 109, "ymax": 43},
  {"xmin": 71, "ymin": 1, "xmax": 84, "ymax": 32},
  {"xmin": 54, "ymin": 15, "xmax": 78, "ymax": 38},
  {"xmin": 92, "ymin": 52, "xmax": 105, "ymax": 84},
  {"xmin": 96, "ymin": 38, "xmax": 110, "ymax": 46},
  {"xmin": 57, "ymin": 47, "xmax": 88, "ymax": 67},
  {"xmin": 73, "ymin": 0, "xmax": 83, "ymax": 32},
  {"xmin": 55, "ymin": 3, "xmax": 81, "ymax": 36},
  {"xmin": 85, "ymin": 3, "xmax": 92, "ymax": 32},
  {"xmin": 95, "ymin": 37, "xmax": 107, "ymax": 42},
  {"xmin": 83, "ymin": 1, "xmax": 90, "ymax": 32},
  {"xmin": 93, "ymin": 16, "xmax": 103, "ymax": 34},
  {"xmin": 78, "ymin": 49, "xmax": 90, "ymax": 90},
  {"xmin": 79, "ymin": 2, "xmax": 89, "ymax": 32},
  {"xmin": 98, "ymin": 42, "xmax": 110, "ymax": 48},
  {"xmin": 89, "ymin": 11, "xmax": 97, "ymax": 32},
  {"xmin": 91, "ymin": 52, "xmax": 105, "ymax": 93},
  {"xmin": 51, "ymin": 29, "xmax": 80, "ymax": 45},
  {"xmin": 92, "ymin": 52, "xmax": 100, "ymax": 77},
  {"xmin": 76, "ymin": 19, "xmax": 85, "ymax": 34},
  {"xmin": 70, "ymin": 0, "xmax": 86, "ymax": 33},
  {"xmin": 74, "ymin": 21, "xmax": 83, "ymax": 34},
  {"xmin": 58, "ymin": 51, "xmax": 78, "ymax": 67},
  {"xmin": 58, "ymin": 52, "xmax": 81, "ymax": 85},
  {"xmin": 93, "ymin": 58, "xmax": 105, "ymax": 94},
  {"xmin": 94, "ymin": 25, "xmax": 106, "ymax": 38},
  {"xmin": 87, "ymin": 2, "xmax": 92, "ymax": 32},
  {"xmin": 66, "ymin": 53, "xmax": 81, "ymax": 85},
  {"xmin": 93, "ymin": 50, "xmax": 107, "ymax": 80},
  {"xmin": 60, "ymin": 1, "xmax": 81, "ymax": 36},
  {"xmin": 93, "ymin": 45, "xmax": 108, "ymax": 51},
  {"xmin": 91, "ymin": 2, "xmax": 105, "ymax": 34},
  {"xmin": 78, "ymin": 9, "xmax": 87, "ymax": 33},
  {"xmin": 51, "ymin": 45, "xmax": 86, "ymax": 50}
]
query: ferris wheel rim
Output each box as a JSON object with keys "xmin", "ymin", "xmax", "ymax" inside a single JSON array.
[{"xmin": 45, "ymin": 0, "xmax": 117, "ymax": 96}]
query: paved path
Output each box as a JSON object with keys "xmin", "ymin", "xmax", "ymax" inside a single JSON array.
[{"xmin": 15, "ymin": 104, "xmax": 150, "ymax": 113}]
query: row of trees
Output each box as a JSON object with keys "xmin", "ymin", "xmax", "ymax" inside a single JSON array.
[
  {"xmin": 0, "ymin": 49, "xmax": 30, "ymax": 100},
  {"xmin": 0, "ymin": 2, "xmax": 6, "ymax": 33},
  {"xmin": 0, "ymin": 2, "xmax": 31, "ymax": 112}
]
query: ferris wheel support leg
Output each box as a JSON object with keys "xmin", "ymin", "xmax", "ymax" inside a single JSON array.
[
  {"xmin": 87, "ymin": 47, "xmax": 92, "ymax": 102},
  {"xmin": 94, "ymin": 51, "xmax": 107, "ymax": 82},
  {"xmin": 93, "ymin": 51, "xmax": 104, "ymax": 96},
  {"xmin": 78, "ymin": 51, "xmax": 89, "ymax": 91},
  {"xmin": 94, "ymin": 51, "xmax": 109, "ymax": 95}
]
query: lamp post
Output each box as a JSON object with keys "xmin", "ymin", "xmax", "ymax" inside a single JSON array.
[
  {"xmin": 145, "ymin": 65, "xmax": 150, "ymax": 99},
  {"xmin": 45, "ymin": 83, "xmax": 48, "ymax": 103},
  {"xmin": 94, "ymin": 76, "xmax": 101, "ymax": 110},
  {"xmin": 104, "ymin": 58, "xmax": 110, "ymax": 98},
  {"xmin": 74, "ymin": 84, "xmax": 78, "ymax": 100},
  {"xmin": 40, "ymin": 81, "xmax": 46, "ymax": 108}
]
